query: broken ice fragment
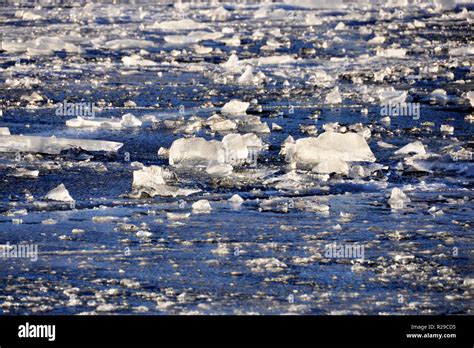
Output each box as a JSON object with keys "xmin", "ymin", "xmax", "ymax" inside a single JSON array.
[
  {"xmin": 325, "ymin": 87, "xmax": 342, "ymax": 104},
  {"xmin": 221, "ymin": 100, "xmax": 250, "ymax": 115},
  {"xmin": 169, "ymin": 138, "xmax": 225, "ymax": 167},
  {"xmin": 394, "ymin": 141, "xmax": 426, "ymax": 156},
  {"xmin": 0, "ymin": 134, "xmax": 123, "ymax": 154},
  {"xmin": 45, "ymin": 184, "xmax": 74, "ymax": 202},
  {"xmin": 312, "ymin": 159, "xmax": 349, "ymax": 175},
  {"xmin": 284, "ymin": 132, "xmax": 375, "ymax": 167},
  {"xmin": 192, "ymin": 200, "xmax": 212, "ymax": 213},
  {"xmin": 388, "ymin": 188, "xmax": 410, "ymax": 209}
]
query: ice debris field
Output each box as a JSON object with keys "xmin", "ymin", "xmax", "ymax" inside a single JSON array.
[{"xmin": 0, "ymin": 0, "xmax": 473, "ymax": 314}]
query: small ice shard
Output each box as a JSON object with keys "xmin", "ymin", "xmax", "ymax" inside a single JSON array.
[
  {"xmin": 430, "ymin": 89, "xmax": 448, "ymax": 103},
  {"xmin": 465, "ymin": 91, "xmax": 474, "ymax": 107},
  {"xmin": 103, "ymin": 39, "xmax": 155, "ymax": 50},
  {"xmin": 0, "ymin": 134, "xmax": 123, "ymax": 154},
  {"xmin": 45, "ymin": 184, "xmax": 74, "ymax": 202},
  {"xmin": 136, "ymin": 230, "xmax": 152, "ymax": 238},
  {"xmin": 325, "ymin": 87, "xmax": 342, "ymax": 104},
  {"xmin": 246, "ymin": 258, "xmax": 287, "ymax": 273},
  {"xmin": 0, "ymin": 128, "xmax": 11, "ymax": 135},
  {"xmin": 380, "ymin": 116, "xmax": 391, "ymax": 124},
  {"xmin": 222, "ymin": 133, "xmax": 264, "ymax": 165},
  {"xmin": 221, "ymin": 54, "xmax": 240, "ymax": 71},
  {"xmin": 21, "ymin": 92, "xmax": 44, "ymax": 103},
  {"xmin": 66, "ymin": 113, "xmax": 142, "ymax": 129},
  {"xmin": 122, "ymin": 55, "xmax": 157, "ymax": 67},
  {"xmin": 237, "ymin": 66, "xmax": 258, "ymax": 85},
  {"xmin": 284, "ymin": 132, "xmax": 376, "ymax": 166},
  {"xmin": 164, "ymin": 31, "xmax": 223, "ymax": 45},
  {"xmin": 206, "ymin": 162, "xmax": 233, "ymax": 176},
  {"xmin": 378, "ymin": 87, "xmax": 407, "ymax": 104},
  {"xmin": 15, "ymin": 10, "xmax": 42, "ymax": 20},
  {"xmin": 440, "ymin": 125, "xmax": 454, "ymax": 134},
  {"xmin": 192, "ymin": 199, "xmax": 212, "ymax": 213},
  {"xmin": 169, "ymin": 137, "xmax": 225, "ymax": 167},
  {"xmin": 166, "ymin": 212, "xmax": 190, "ymax": 220},
  {"xmin": 388, "ymin": 188, "xmax": 410, "ymax": 209},
  {"xmin": 377, "ymin": 141, "xmax": 397, "ymax": 149},
  {"xmin": 10, "ymin": 168, "xmax": 39, "ymax": 178},
  {"xmin": 131, "ymin": 165, "xmax": 198, "ymax": 198},
  {"xmin": 221, "ymin": 100, "xmax": 250, "ymax": 115},
  {"xmin": 149, "ymin": 19, "xmax": 206, "ymax": 30},
  {"xmin": 272, "ymin": 123, "xmax": 282, "ymax": 131},
  {"xmin": 312, "ymin": 159, "xmax": 349, "ymax": 175},
  {"xmin": 335, "ymin": 22, "xmax": 346, "ymax": 30},
  {"xmin": 132, "ymin": 165, "xmax": 168, "ymax": 189},
  {"xmin": 157, "ymin": 147, "xmax": 170, "ymax": 158},
  {"xmin": 121, "ymin": 113, "xmax": 142, "ymax": 128},
  {"xmin": 394, "ymin": 141, "xmax": 426, "ymax": 156},
  {"xmin": 376, "ymin": 47, "xmax": 406, "ymax": 58},
  {"xmin": 228, "ymin": 194, "xmax": 244, "ymax": 205},
  {"xmin": 210, "ymin": 119, "xmax": 237, "ymax": 132}
]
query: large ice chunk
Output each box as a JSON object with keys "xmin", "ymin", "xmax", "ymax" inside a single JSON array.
[
  {"xmin": 221, "ymin": 100, "xmax": 250, "ymax": 115},
  {"xmin": 169, "ymin": 137, "xmax": 226, "ymax": 167},
  {"xmin": 0, "ymin": 135, "xmax": 123, "ymax": 154},
  {"xmin": 44, "ymin": 184, "xmax": 74, "ymax": 202},
  {"xmin": 284, "ymin": 132, "xmax": 376, "ymax": 166}
]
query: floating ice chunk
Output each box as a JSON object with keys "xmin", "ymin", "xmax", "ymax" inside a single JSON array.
[
  {"xmin": 434, "ymin": 0, "xmax": 456, "ymax": 11},
  {"xmin": 378, "ymin": 87, "xmax": 407, "ymax": 104},
  {"xmin": 103, "ymin": 39, "xmax": 155, "ymax": 50},
  {"xmin": 388, "ymin": 188, "xmax": 410, "ymax": 209},
  {"xmin": 132, "ymin": 165, "xmax": 199, "ymax": 197},
  {"xmin": 21, "ymin": 92, "xmax": 44, "ymax": 103},
  {"xmin": 440, "ymin": 125, "xmax": 454, "ymax": 134},
  {"xmin": 335, "ymin": 22, "xmax": 346, "ymax": 30},
  {"xmin": 284, "ymin": 132, "xmax": 376, "ymax": 166},
  {"xmin": 272, "ymin": 123, "xmax": 282, "ymax": 131},
  {"xmin": 15, "ymin": 10, "xmax": 42, "ymax": 20},
  {"xmin": 221, "ymin": 54, "xmax": 241, "ymax": 71},
  {"xmin": 222, "ymin": 133, "xmax": 264, "ymax": 165},
  {"xmin": 192, "ymin": 199, "xmax": 212, "ymax": 213},
  {"xmin": 237, "ymin": 66, "xmax": 257, "ymax": 85},
  {"xmin": 246, "ymin": 258, "xmax": 287, "ymax": 273},
  {"xmin": 45, "ymin": 184, "xmax": 74, "ymax": 202},
  {"xmin": 376, "ymin": 47, "xmax": 406, "ymax": 58},
  {"xmin": 8, "ymin": 36, "xmax": 80, "ymax": 55},
  {"xmin": 210, "ymin": 119, "xmax": 237, "ymax": 132},
  {"xmin": 122, "ymin": 55, "xmax": 157, "ymax": 67},
  {"xmin": 312, "ymin": 159, "xmax": 349, "ymax": 175},
  {"xmin": 228, "ymin": 194, "xmax": 244, "ymax": 205},
  {"xmin": 449, "ymin": 45, "xmax": 474, "ymax": 56},
  {"xmin": 149, "ymin": 19, "xmax": 206, "ymax": 30},
  {"xmin": 10, "ymin": 168, "xmax": 39, "ymax": 178},
  {"xmin": 0, "ymin": 134, "xmax": 123, "ymax": 154},
  {"xmin": 136, "ymin": 230, "xmax": 152, "ymax": 238},
  {"xmin": 242, "ymin": 55, "xmax": 296, "ymax": 66},
  {"xmin": 377, "ymin": 141, "xmax": 396, "ymax": 149},
  {"xmin": 66, "ymin": 114, "xmax": 142, "ymax": 129},
  {"xmin": 0, "ymin": 128, "xmax": 10, "ymax": 135},
  {"xmin": 283, "ymin": 0, "xmax": 343, "ymax": 9},
  {"xmin": 394, "ymin": 141, "xmax": 426, "ymax": 156},
  {"xmin": 121, "ymin": 113, "xmax": 143, "ymax": 128},
  {"xmin": 221, "ymin": 100, "xmax": 250, "ymax": 115},
  {"xmin": 207, "ymin": 6, "xmax": 231, "ymax": 21},
  {"xmin": 167, "ymin": 212, "xmax": 190, "ymax": 220},
  {"xmin": 169, "ymin": 137, "xmax": 226, "ymax": 167},
  {"xmin": 132, "ymin": 165, "xmax": 168, "ymax": 189},
  {"xmin": 206, "ymin": 162, "xmax": 233, "ymax": 176},
  {"xmin": 325, "ymin": 87, "xmax": 342, "ymax": 104},
  {"xmin": 164, "ymin": 31, "xmax": 223, "ymax": 45},
  {"xmin": 465, "ymin": 91, "xmax": 474, "ymax": 107},
  {"xmin": 430, "ymin": 89, "xmax": 448, "ymax": 103}
]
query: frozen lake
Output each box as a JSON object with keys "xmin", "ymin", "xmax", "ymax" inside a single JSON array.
[{"xmin": 0, "ymin": 1, "xmax": 472, "ymax": 314}]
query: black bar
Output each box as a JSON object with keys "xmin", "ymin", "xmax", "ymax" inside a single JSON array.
[{"xmin": 0, "ymin": 315, "xmax": 472, "ymax": 346}]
